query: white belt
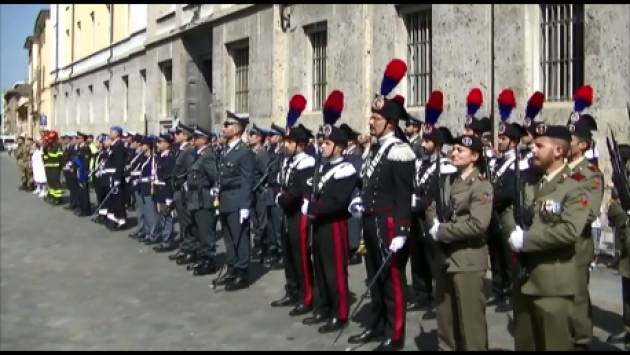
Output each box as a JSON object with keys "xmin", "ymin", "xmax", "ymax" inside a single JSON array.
[
  {"xmin": 130, "ymin": 171, "xmax": 141, "ymax": 176},
  {"xmin": 153, "ymin": 181, "xmax": 166, "ymax": 186},
  {"xmin": 103, "ymin": 168, "xmax": 116, "ymax": 174}
]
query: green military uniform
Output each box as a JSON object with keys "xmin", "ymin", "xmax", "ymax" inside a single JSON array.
[
  {"xmin": 427, "ymin": 167, "xmax": 493, "ymax": 351},
  {"xmin": 15, "ymin": 141, "xmax": 31, "ymax": 188},
  {"xmin": 513, "ymin": 164, "xmax": 591, "ymax": 351},
  {"xmin": 567, "ymin": 156, "xmax": 604, "ymax": 347},
  {"xmin": 608, "ymin": 199, "xmax": 630, "ymax": 350}
]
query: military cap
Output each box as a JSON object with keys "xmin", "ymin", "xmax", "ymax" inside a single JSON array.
[
  {"xmin": 322, "ymin": 124, "xmax": 348, "ymax": 145},
  {"xmin": 249, "ymin": 123, "xmax": 266, "ymax": 137},
  {"xmin": 286, "ymin": 124, "xmax": 312, "ymax": 143},
  {"xmin": 270, "ymin": 123, "xmax": 286, "ymax": 136},
  {"xmin": 193, "ymin": 124, "xmax": 213, "ymax": 138},
  {"xmin": 76, "ymin": 131, "xmax": 89, "ymax": 139},
  {"xmin": 465, "ymin": 116, "xmax": 491, "ymax": 134},
  {"xmin": 158, "ymin": 132, "xmax": 174, "ymax": 144},
  {"xmin": 454, "ymin": 134, "xmax": 484, "ymax": 153},
  {"xmin": 568, "ymin": 113, "xmax": 597, "ymax": 141},
  {"xmin": 533, "ymin": 123, "xmax": 572, "ymax": 142},
  {"xmin": 371, "ymin": 96, "xmax": 407, "ymax": 122},
  {"xmin": 175, "ymin": 121, "xmax": 195, "ymax": 135},
  {"xmin": 339, "ymin": 123, "xmax": 359, "ymax": 141},
  {"xmin": 110, "ymin": 126, "xmax": 123, "ymax": 135},
  {"xmin": 225, "ymin": 110, "xmax": 250, "ymax": 126},
  {"xmin": 132, "ymin": 134, "xmax": 144, "ymax": 143},
  {"xmin": 405, "ymin": 113, "xmax": 423, "ymax": 127},
  {"xmin": 498, "ymin": 122, "xmax": 527, "ymax": 142}
]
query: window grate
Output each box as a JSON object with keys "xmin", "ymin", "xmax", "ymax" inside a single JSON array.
[
  {"xmin": 309, "ymin": 29, "xmax": 327, "ymax": 111},
  {"xmin": 405, "ymin": 9, "xmax": 432, "ymax": 107},
  {"xmin": 540, "ymin": 4, "xmax": 584, "ymax": 102},
  {"xmin": 233, "ymin": 46, "xmax": 249, "ymax": 114}
]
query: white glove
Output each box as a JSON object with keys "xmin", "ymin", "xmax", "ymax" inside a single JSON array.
[
  {"xmin": 509, "ymin": 226, "xmax": 525, "ymax": 252},
  {"xmin": 275, "ymin": 193, "xmax": 282, "ymax": 206},
  {"xmin": 389, "ymin": 236, "xmax": 407, "ymax": 253},
  {"xmin": 348, "ymin": 196, "xmax": 364, "ymax": 218},
  {"xmin": 113, "ymin": 180, "xmax": 121, "ymax": 187},
  {"xmin": 239, "ymin": 209, "xmax": 250, "ymax": 224},
  {"xmin": 301, "ymin": 198, "xmax": 310, "ymax": 215},
  {"xmin": 411, "ymin": 193, "xmax": 418, "ymax": 208},
  {"xmin": 210, "ymin": 187, "xmax": 219, "ymax": 196},
  {"xmin": 165, "ymin": 198, "xmax": 173, "ymax": 207},
  {"xmin": 429, "ymin": 218, "xmax": 440, "ymax": 241}
]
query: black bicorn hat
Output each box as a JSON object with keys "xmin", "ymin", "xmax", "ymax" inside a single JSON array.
[
  {"xmin": 339, "ymin": 123, "xmax": 360, "ymax": 141},
  {"xmin": 498, "ymin": 122, "xmax": 527, "ymax": 142},
  {"xmin": 193, "ymin": 124, "xmax": 213, "ymax": 138},
  {"xmin": 454, "ymin": 134, "xmax": 484, "ymax": 153},
  {"xmin": 532, "ymin": 123, "xmax": 572, "ymax": 142},
  {"xmin": 225, "ymin": 110, "xmax": 250, "ymax": 126},
  {"xmin": 269, "ymin": 123, "xmax": 286, "ymax": 136},
  {"xmin": 422, "ymin": 124, "xmax": 454, "ymax": 146},
  {"xmin": 464, "ymin": 116, "xmax": 491, "ymax": 135},
  {"xmin": 286, "ymin": 124, "xmax": 312, "ymax": 143},
  {"xmin": 567, "ymin": 113, "xmax": 597, "ymax": 141},
  {"xmin": 322, "ymin": 124, "xmax": 348, "ymax": 145},
  {"xmin": 371, "ymin": 96, "xmax": 407, "ymax": 122}
]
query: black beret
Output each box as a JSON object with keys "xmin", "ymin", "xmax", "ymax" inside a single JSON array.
[
  {"xmin": 453, "ymin": 134, "xmax": 484, "ymax": 153},
  {"xmin": 533, "ymin": 123, "xmax": 571, "ymax": 142}
]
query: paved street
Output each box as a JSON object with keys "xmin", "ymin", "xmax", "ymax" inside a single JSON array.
[{"xmin": 0, "ymin": 151, "xmax": 625, "ymax": 351}]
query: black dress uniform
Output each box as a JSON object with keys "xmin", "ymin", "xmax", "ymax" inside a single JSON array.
[
  {"xmin": 354, "ymin": 131, "xmax": 415, "ymax": 347},
  {"xmin": 103, "ymin": 135, "xmax": 128, "ymax": 229},
  {"xmin": 93, "ymin": 145, "xmax": 110, "ymax": 222},
  {"xmin": 73, "ymin": 136, "xmax": 92, "ymax": 216},
  {"xmin": 340, "ymin": 123, "xmax": 364, "ymax": 259},
  {"xmin": 251, "ymin": 126, "xmax": 276, "ymax": 264},
  {"xmin": 135, "ymin": 143, "xmax": 159, "ymax": 241},
  {"xmin": 171, "ymin": 129, "xmax": 199, "ymax": 263},
  {"xmin": 306, "ymin": 152, "xmax": 358, "ymax": 332},
  {"xmin": 151, "ymin": 142, "xmax": 176, "ymax": 244},
  {"xmin": 215, "ymin": 114, "xmax": 256, "ymax": 291},
  {"xmin": 277, "ymin": 148, "xmax": 316, "ymax": 312},
  {"xmin": 62, "ymin": 141, "xmax": 78, "ymax": 210},
  {"xmin": 185, "ymin": 125, "xmax": 220, "ymax": 274},
  {"xmin": 127, "ymin": 140, "xmax": 148, "ymax": 238},
  {"xmin": 267, "ymin": 123, "xmax": 288, "ymax": 262}
]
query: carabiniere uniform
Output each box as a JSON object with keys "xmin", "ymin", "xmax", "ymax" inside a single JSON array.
[
  {"xmin": 304, "ymin": 124, "xmax": 358, "ymax": 333},
  {"xmin": 356, "ymin": 98, "xmax": 415, "ymax": 348},
  {"xmin": 103, "ymin": 128, "xmax": 128, "ymax": 229}
]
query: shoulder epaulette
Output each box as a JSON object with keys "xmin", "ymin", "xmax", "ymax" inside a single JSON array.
[
  {"xmin": 333, "ymin": 162, "xmax": 357, "ymax": 179},
  {"xmin": 387, "ymin": 142, "xmax": 415, "ymax": 162},
  {"xmin": 296, "ymin": 155, "xmax": 315, "ymax": 170}
]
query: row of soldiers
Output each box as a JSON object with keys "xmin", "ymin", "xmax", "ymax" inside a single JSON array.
[{"xmin": 30, "ymin": 60, "xmax": 630, "ymax": 350}]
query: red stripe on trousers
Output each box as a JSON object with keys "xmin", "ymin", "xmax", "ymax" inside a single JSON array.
[
  {"xmin": 340, "ymin": 220, "xmax": 349, "ymax": 262},
  {"xmin": 299, "ymin": 214, "xmax": 313, "ymax": 307},
  {"xmin": 332, "ymin": 220, "xmax": 348, "ymax": 321},
  {"xmin": 386, "ymin": 216, "xmax": 405, "ymax": 342}
]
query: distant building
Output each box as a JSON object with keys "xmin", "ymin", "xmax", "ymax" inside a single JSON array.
[{"xmin": 3, "ymin": 83, "xmax": 33, "ymax": 137}]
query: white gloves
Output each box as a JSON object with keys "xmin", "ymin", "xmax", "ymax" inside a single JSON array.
[
  {"xmin": 429, "ymin": 218, "xmax": 440, "ymax": 241},
  {"xmin": 210, "ymin": 187, "xmax": 220, "ymax": 196},
  {"xmin": 113, "ymin": 180, "xmax": 121, "ymax": 187},
  {"xmin": 348, "ymin": 196, "xmax": 364, "ymax": 218},
  {"xmin": 275, "ymin": 193, "xmax": 282, "ymax": 207},
  {"xmin": 411, "ymin": 193, "xmax": 418, "ymax": 208},
  {"xmin": 239, "ymin": 209, "xmax": 250, "ymax": 224},
  {"xmin": 389, "ymin": 236, "xmax": 407, "ymax": 253},
  {"xmin": 301, "ymin": 198, "xmax": 310, "ymax": 215},
  {"xmin": 509, "ymin": 226, "xmax": 525, "ymax": 252},
  {"xmin": 165, "ymin": 199, "xmax": 173, "ymax": 206}
]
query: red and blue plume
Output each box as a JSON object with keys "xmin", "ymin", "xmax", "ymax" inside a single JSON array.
[
  {"xmin": 425, "ymin": 90, "xmax": 443, "ymax": 126},
  {"xmin": 574, "ymin": 85, "xmax": 593, "ymax": 113},
  {"xmin": 380, "ymin": 59, "xmax": 407, "ymax": 96},
  {"xmin": 286, "ymin": 94, "xmax": 307, "ymax": 129},
  {"xmin": 392, "ymin": 94, "xmax": 405, "ymax": 107},
  {"xmin": 497, "ymin": 88, "xmax": 516, "ymax": 122},
  {"xmin": 525, "ymin": 91, "xmax": 545, "ymax": 119},
  {"xmin": 466, "ymin": 88, "xmax": 483, "ymax": 117},
  {"xmin": 323, "ymin": 90, "xmax": 344, "ymax": 125}
]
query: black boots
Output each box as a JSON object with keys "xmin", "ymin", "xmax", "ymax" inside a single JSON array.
[{"xmin": 225, "ymin": 269, "xmax": 249, "ymax": 291}]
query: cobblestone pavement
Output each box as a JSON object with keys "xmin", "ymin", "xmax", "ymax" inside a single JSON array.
[{"xmin": 0, "ymin": 153, "xmax": 625, "ymax": 350}]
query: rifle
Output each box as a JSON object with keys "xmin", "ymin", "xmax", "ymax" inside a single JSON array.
[
  {"xmin": 145, "ymin": 115, "xmax": 156, "ymax": 196},
  {"xmin": 607, "ymin": 130, "xmax": 630, "ymax": 211},
  {"xmin": 512, "ymin": 143, "xmax": 529, "ymax": 281}
]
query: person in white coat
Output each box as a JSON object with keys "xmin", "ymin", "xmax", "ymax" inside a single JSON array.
[{"xmin": 31, "ymin": 141, "xmax": 48, "ymax": 198}]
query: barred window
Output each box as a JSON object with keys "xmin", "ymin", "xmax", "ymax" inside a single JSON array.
[
  {"xmin": 308, "ymin": 26, "xmax": 327, "ymax": 111},
  {"xmin": 540, "ymin": 4, "xmax": 584, "ymax": 102},
  {"xmin": 232, "ymin": 46, "xmax": 249, "ymax": 114},
  {"xmin": 405, "ymin": 9, "xmax": 432, "ymax": 107},
  {"xmin": 160, "ymin": 61, "xmax": 173, "ymax": 117}
]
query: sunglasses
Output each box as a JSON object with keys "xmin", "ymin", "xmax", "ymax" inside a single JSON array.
[{"xmin": 223, "ymin": 121, "xmax": 236, "ymax": 127}]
